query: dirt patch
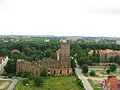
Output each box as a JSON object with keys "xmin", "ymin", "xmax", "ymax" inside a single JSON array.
[
  {"xmin": 0, "ymin": 81, "xmax": 12, "ymax": 90},
  {"xmin": 88, "ymin": 77, "xmax": 106, "ymax": 83}
]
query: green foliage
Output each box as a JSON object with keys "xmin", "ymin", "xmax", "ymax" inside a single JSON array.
[
  {"xmin": 82, "ymin": 65, "xmax": 89, "ymax": 74},
  {"xmin": 106, "ymin": 68, "xmax": 111, "ymax": 74},
  {"xmin": 89, "ymin": 70, "xmax": 96, "ymax": 76},
  {"xmin": 0, "ymin": 39, "xmax": 59, "ymax": 62},
  {"xmin": 21, "ymin": 72, "xmax": 33, "ymax": 79},
  {"xmin": 34, "ymin": 76, "xmax": 44, "ymax": 86},
  {"xmin": 15, "ymin": 76, "xmax": 82, "ymax": 90},
  {"xmin": 71, "ymin": 59, "xmax": 76, "ymax": 68},
  {"xmin": 4, "ymin": 60, "xmax": 16, "ymax": 74},
  {"xmin": 109, "ymin": 64, "xmax": 117, "ymax": 72},
  {"xmin": 71, "ymin": 59, "xmax": 76, "ymax": 73},
  {"xmin": 22, "ymin": 79, "xmax": 30, "ymax": 86},
  {"xmin": 40, "ymin": 67, "xmax": 48, "ymax": 77},
  {"xmin": 77, "ymin": 78, "xmax": 85, "ymax": 90}
]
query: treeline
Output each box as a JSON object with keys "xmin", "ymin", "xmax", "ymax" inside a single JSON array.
[
  {"xmin": 2, "ymin": 38, "xmax": 120, "ymax": 75},
  {"xmin": 0, "ymin": 40, "xmax": 59, "ymax": 61}
]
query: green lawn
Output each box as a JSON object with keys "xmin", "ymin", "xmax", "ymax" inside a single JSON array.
[
  {"xmin": 15, "ymin": 76, "xmax": 83, "ymax": 90},
  {"xmin": 88, "ymin": 79, "xmax": 102, "ymax": 90}
]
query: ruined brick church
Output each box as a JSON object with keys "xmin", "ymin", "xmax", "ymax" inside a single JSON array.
[{"xmin": 16, "ymin": 41, "xmax": 72, "ymax": 76}]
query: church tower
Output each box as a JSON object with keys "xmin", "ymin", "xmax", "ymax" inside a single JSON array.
[{"xmin": 57, "ymin": 40, "xmax": 71, "ymax": 67}]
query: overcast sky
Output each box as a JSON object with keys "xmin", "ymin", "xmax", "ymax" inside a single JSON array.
[{"xmin": 0, "ymin": 0, "xmax": 120, "ymax": 37}]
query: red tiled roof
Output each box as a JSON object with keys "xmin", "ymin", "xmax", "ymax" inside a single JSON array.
[
  {"xmin": 105, "ymin": 76, "xmax": 120, "ymax": 90},
  {"xmin": 0, "ymin": 56, "xmax": 6, "ymax": 63},
  {"xmin": 114, "ymin": 50, "xmax": 120, "ymax": 55}
]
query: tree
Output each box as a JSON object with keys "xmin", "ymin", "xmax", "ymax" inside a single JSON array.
[
  {"xmin": 4, "ymin": 60, "xmax": 16, "ymax": 74},
  {"xmin": 71, "ymin": 59, "xmax": 76, "ymax": 68},
  {"xmin": 89, "ymin": 70, "xmax": 96, "ymax": 76},
  {"xmin": 110, "ymin": 64, "xmax": 117, "ymax": 72},
  {"xmin": 22, "ymin": 79, "xmax": 30, "ymax": 86},
  {"xmin": 34, "ymin": 76, "xmax": 44, "ymax": 86},
  {"xmin": 106, "ymin": 68, "xmax": 111, "ymax": 74},
  {"xmin": 40, "ymin": 67, "xmax": 48, "ymax": 77},
  {"xmin": 77, "ymin": 78, "xmax": 85, "ymax": 90},
  {"xmin": 93, "ymin": 49, "xmax": 96, "ymax": 57},
  {"xmin": 0, "ymin": 49, "xmax": 9, "ymax": 56},
  {"xmin": 82, "ymin": 65, "xmax": 89, "ymax": 73},
  {"xmin": 21, "ymin": 71, "xmax": 33, "ymax": 80}
]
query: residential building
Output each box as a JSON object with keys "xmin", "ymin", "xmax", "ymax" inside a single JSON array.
[
  {"xmin": 16, "ymin": 41, "xmax": 72, "ymax": 76},
  {"xmin": 103, "ymin": 76, "xmax": 120, "ymax": 90},
  {"xmin": 0, "ymin": 56, "xmax": 9, "ymax": 74},
  {"xmin": 88, "ymin": 49, "xmax": 120, "ymax": 61}
]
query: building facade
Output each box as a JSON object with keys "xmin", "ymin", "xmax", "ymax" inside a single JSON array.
[
  {"xmin": 16, "ymin": 41, "xmax": 72, "ymax": 76},
  {"xmin": 0, "ymin": 56, "xmax": 9, "ymax": 74},
  {"xmin": 88, "ymin": 49, "xmax": 120, "ymax": 61},
  {"xmin": 103, "ymin": 76, "xmax": 120, "ymax": 90}
]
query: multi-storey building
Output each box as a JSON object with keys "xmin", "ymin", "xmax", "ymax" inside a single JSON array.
[{"xmin": 88, "ymin": 49, "xmax": 120, "ymax": 61}]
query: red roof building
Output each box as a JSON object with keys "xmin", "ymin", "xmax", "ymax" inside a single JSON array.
[{"xmin": 103, "ymin": 76, "xmax": 120, "ymax": 90}]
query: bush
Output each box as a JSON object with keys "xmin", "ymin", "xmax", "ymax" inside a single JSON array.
[
  {"xmin": 8, "ymin": 73, "xmax": 14, "ymax": 78},
  {"xmin": 21, "ymin": 72, "xmax": 33, "ymax": 79},
  {"xmin": 89, "ymin": 71, "xmax": 96, "ymax": 76},
  {"xmin": 22, "ymin": 79, "xmax": 30, "ymax": 86},
  {"xmin": 34, "ymin": 76, "xmax": 44, "ymax": 86},
  {"xmin": 110, "ymin": 64, "xmax": 117, "ymax": 72},
  {"xmin": 40, "ymin": 67, "xmax": 47, "ymax": 77},
  {"xmin": 82, "ymin": 65, "xmax": 89, "ymax": 74},
  {"xmin": 77, "ymin": 78, "xmax": 85, "ymax": 90},
  {"xmin": 71, "ymin": 59, "xmax": 76, "ymax": 68},
  {"xmin": 106, "ymin": 68, "xmax": 111, "ymax": 74}
]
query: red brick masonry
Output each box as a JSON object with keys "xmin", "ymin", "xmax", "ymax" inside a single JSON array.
[{"xmin": 16, "ymin": 42, "xmax": 72, "ymax": 76}]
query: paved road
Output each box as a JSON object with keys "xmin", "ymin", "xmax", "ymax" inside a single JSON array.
[{"xmin": 75, "ymin": 60, "xmax": 93, "ymax": 90}]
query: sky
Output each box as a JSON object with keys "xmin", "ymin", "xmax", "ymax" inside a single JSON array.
[{"xmin": 0, "ymin": 0, "xmax": 120, "ymax": 37}]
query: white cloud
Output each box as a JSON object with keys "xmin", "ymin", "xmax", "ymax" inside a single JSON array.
[{"xmin": 0, "ymin": 0, "xmax": 120, "ymax": 37}]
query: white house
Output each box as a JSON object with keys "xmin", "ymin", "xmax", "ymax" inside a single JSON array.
[{"xmin": 0, "ymin": 56, "xmax": 9, "ymax": 74}]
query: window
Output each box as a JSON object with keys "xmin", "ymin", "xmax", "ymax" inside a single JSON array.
[
  {"xmin": 36, "ymin": 70, "xmax": 38, "ymax": 75},
  {"xmin": 48, "ymin": 70, "xmax": 50, "ymax": 76},
  {"xmin": 54, "ymin": 70, "xmax": 56, "ymax": 74},
  {"xmin": 60, "ymin": 70, "xmax": 62, "ymax": 74},
  {"xmin": 117, "ymin": 84, "xmax": 120, "ymax": 88},
  {"xmin": 67, "ymin": 70, "xmax": 69, "ymax": 74}
]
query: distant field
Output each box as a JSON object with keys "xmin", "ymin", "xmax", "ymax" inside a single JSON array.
[
  {"xmin": 14, "ymin": 76, "xmax": 83, "ymax": 90},
  {"xmin": 0, "ymin": 80, "xmax": 12, "ymax": 90}
]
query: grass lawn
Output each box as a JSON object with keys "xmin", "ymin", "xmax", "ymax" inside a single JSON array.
[
  {"xmin": 14, "ymin": 76, "xmax": 83, "ymax": 90},
  {"xmin": 88, "ymin": 79, "xmax": 102, "ymax": 90},
  {"xmin": 95, "ymin": 70, "xmax": 120, "ymax": 78},
  {"xmin": 0, "ymin": 80, "xmax": 12, "ymax": 90}
]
